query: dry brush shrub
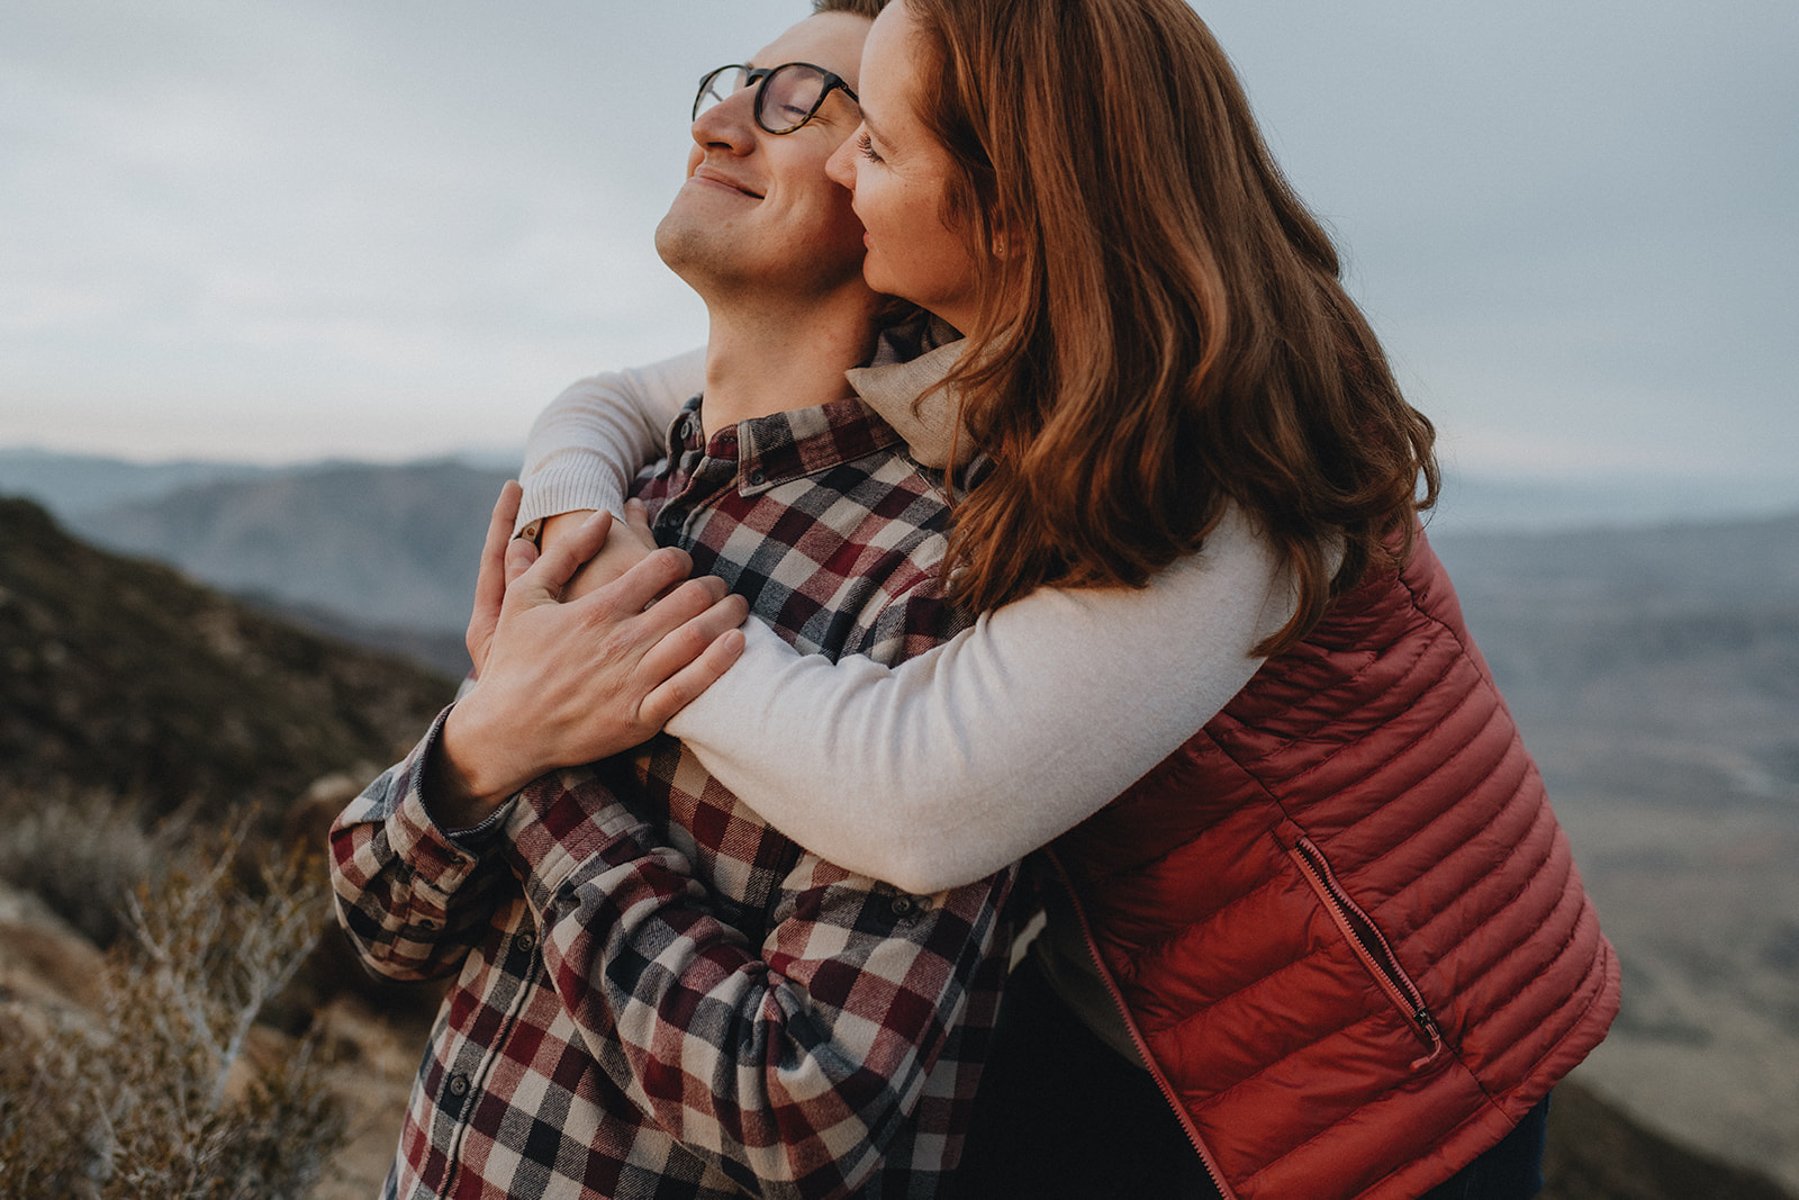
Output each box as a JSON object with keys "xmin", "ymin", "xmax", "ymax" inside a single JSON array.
[
  {"xmin": 0, "ymin": 813, "xmax": 347, "ymax": 1199},
  {"xmin": 0, "ymin": 786, "xmax": 189, "ymax": 947}
]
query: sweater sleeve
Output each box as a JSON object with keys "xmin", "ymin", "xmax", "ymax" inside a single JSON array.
[
  {"xmin": 514, "ymin": 347, "xmax": 706, "ymax": 532},
  {"xmin": 514, "ymin": 358, "xmax": 1290, "ymax": 895},
  {"xmin": 664, "ymin": 503, "xmax": 1294, "ymax": 895}
]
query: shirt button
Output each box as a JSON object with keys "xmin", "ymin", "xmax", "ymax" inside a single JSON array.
[
  {"xmin": 447, "ymin": 1073, "xmax": 470, "ymax": 1097},
  {"xmin": 515, "ymin": 931, "xmax": 536, "ymax": 955},
  {"xmin": 748, "ymin": 469, "xmax": 766, "ymax": 486},
  {"xmin": 890, "ymin": 895, "xmax": 917, "ymax": 920},
  {"xmin": 417, "ymin": 917, "xmax": 438, "ymax": 930}
]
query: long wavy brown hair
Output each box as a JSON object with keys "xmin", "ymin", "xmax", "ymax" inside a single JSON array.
[{"xmin": 904, "ymin": 0, "xmax": 1439, "ymax": 655}]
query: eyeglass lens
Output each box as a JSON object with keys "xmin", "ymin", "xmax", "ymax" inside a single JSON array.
[{"xmin": 693, "ymin": 64, "xmax": 834, "ymax": 134}]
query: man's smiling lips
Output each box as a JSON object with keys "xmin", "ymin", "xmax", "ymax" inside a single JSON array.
[{"xmin": 691, "ymin": 164, "xmax": 764, "ymax": 199}]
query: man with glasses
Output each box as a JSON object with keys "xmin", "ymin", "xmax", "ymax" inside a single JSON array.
[{"xmin": 331, "ymin": 3, "xmax": 1024, "ymax": 1197}]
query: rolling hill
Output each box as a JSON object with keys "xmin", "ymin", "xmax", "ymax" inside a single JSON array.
[{"xmin": 0, "ymin": 497, "xmax": 454, "ymax": 814}]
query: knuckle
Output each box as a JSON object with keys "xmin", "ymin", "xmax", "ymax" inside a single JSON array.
[
  {"xmin": 674, "ymin": 625, "xmax": 708, "ymax": 658},
  {"xmin": 599, "ymin": 626, "xmax": 642, "ymax": 662},
  {"xmin": 668, "ymin": 579, "xmax": 712, "ymax": 615},
  {"xmin": 584, "ymin": 593, "xmax": 626, "ymax": 625},
  {"xmin": 661, "ymin": 679, "xmax": 694, "ymax": 711}
]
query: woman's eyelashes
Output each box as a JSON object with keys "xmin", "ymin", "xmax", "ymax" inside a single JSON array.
[{"xmin": 855, "ymin": 132, "xmax": 884, "ymax": 163}]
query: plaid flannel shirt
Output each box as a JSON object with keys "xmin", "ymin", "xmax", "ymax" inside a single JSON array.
[{"xmin": 331, "ymin": 392, "xmax": 1021, "ymax": 1199}]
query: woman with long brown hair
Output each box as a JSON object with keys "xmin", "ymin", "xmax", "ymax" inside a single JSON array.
[{"xmin": 456, "ymin": 0, "xmax": 1618, "ymax": 1195}]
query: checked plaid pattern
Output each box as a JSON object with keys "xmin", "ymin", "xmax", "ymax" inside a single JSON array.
[{"xmin": 331, "ymin": 393, "xmax": 1021, "ymax": 1199}]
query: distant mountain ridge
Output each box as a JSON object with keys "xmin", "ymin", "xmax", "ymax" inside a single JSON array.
[
  {"xmin": 1428, "ymin": 473, "xmax": 1799, "ymax": 533},
  {"xmin": 0, "ymin": 446, "xmax": 523, "ymax": 520},
  {"xmin": 7, "ymin": 446, "xmax": 1798, "ymax": 651},
  {"xmin": 0, "ymin": 447, "xmax": 281, "ymax": 516},
  {"xmin": 1431, "ymin": 509, "xmax": 1799, "ymax": 603},
  {"xmin": 64, "ymin": 459, "xmax": 513, "ymax": 636}
]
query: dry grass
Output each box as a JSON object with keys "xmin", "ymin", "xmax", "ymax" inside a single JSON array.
[
  {"xmin": 0, "ymin": 787, "xmax": 189, "ymax": 948},
  {"xmin": 0, "ymin": 811, "xmax": 346, "ymax": 1199}
]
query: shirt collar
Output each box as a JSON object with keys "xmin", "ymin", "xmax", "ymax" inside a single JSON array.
[
  {"xmin": 664, "ymin": 313, "xmax": 971, "ymax": 486},
  {"xmin": 666, "ymin": 393, "xmax": 908, "ymax": 497},
  {"xmin": 736, "ymin": 395, "xmax": 907, "ymax": 495},
  {"xmin": 843, "ymin": 315, "xmax": 972, "ymax": 470}
]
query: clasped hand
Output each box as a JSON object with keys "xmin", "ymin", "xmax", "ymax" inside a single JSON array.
[{"xmin": 428, "ymin": 482, "xmax": 749, "ymax": 829}]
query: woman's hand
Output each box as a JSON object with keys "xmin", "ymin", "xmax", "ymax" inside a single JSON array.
[
  {"xmin": 530, "ymin": 498, "xmax": 661, "ymax": 604},
  {"xmin": 429, "ymin": 483, "xmax": 749, "ymax": 830}
]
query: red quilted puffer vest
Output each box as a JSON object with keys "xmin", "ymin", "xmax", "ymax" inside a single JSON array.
[{"xmin": 1050, "ymin": 531, "xmax": 1620, "ymax": 1200}]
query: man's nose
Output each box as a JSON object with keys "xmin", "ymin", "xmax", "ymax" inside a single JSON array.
[{"xmin": 690, "ymin": 88, "xmax": 758, "ymax": 156}]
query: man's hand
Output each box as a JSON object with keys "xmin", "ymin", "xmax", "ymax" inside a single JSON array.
[{"xmin": 430, "ymin": 483, "xmax": 749, "ymax": 830}]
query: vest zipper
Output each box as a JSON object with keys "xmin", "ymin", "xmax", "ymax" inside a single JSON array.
[
  {"xmin": 1288, "ymin": 836, "xmax": 1444, "ymax": 1070},
  {"xmin": 1044, "ymin": 851, "xmax": 1240, "ymax": 1200}
]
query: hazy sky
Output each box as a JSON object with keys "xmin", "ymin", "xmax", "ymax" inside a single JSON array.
[{"xmin": 2, "ymin": 1, "xmax": 1794, "ymax": 494}]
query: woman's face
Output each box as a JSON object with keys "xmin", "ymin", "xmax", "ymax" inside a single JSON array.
[{"xmin": 825, "ymin": 0, "xmax": 982, "ymax": 333}]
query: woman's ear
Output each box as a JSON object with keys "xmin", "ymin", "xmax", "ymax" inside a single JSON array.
[{"xmin": 988, "ymin": 210, "xmax": 1012, "ymax": 259}]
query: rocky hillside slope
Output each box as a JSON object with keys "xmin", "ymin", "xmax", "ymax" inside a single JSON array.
[{"xmin": 0, "ymin": 497, "xmax": 454, "ymax": 815}]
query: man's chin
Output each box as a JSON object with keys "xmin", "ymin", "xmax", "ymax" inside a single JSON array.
[
  {"xmin": 653, "ymin": 204, "xmax": 724, "ymax": 269},
  {"xmin": 655, "ymin": 216, "xmax": 872, "ymax": 307}
]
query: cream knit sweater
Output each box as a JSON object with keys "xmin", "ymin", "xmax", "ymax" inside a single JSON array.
[{"xmin": 516, "ymin": 346, "xmax": 1293, "ymax": 895}]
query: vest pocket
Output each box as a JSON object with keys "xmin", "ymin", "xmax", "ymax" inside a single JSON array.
[{"xmin": 1287, "ymin": 836, "xmax": 1444, "ymax": 1070}]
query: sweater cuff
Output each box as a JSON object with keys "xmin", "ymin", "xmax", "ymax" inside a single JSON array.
[{"xmin": 515, "ymin": 465, "xmax": 628, "ymax": 535}]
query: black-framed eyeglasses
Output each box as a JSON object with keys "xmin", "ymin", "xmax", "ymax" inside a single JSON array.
[{"xmin": 692, "ymin": 62, "xmax": 859, "ymax": 135}]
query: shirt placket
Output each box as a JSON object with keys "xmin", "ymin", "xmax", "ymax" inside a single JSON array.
[
  {"xmin": 650, "ymin": 409, "xmax": 745, "ymax": 552},
  {"xmin": 427, "ymin": 901, "xmax": 540, "ymax": 1195}
]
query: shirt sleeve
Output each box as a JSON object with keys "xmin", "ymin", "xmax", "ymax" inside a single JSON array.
[
  {"xmin": 503, "ymin": 763, "xmax": 1016, "ymax": 1200},
  {"xmin": 663, "ymin": 503, "xmax": 1297, "ymax": 895},
  {"xmin": 327, "ymin": 707, "xmax": 519, "ymax": 982},
  {"xmin": 515, "ymin": 348, "xmax": 706, "ymax": 532}
]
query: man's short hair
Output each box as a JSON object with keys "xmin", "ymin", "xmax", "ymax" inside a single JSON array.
[{"xmin": 812, "ymin": 0, "xmax": 888, "ymax": 19}]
